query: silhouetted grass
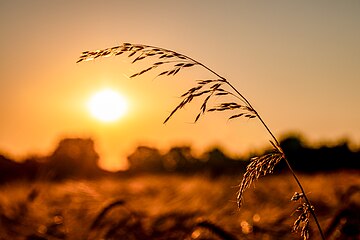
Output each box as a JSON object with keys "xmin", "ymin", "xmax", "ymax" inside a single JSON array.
[{"xmin": 78, "ymin": 43, "xmax": 327, "ymax": 239}]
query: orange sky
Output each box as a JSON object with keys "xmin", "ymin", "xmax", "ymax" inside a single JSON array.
[{"xmin": 1, "ymin": 1, "xmax": 359, "ymax": 170}]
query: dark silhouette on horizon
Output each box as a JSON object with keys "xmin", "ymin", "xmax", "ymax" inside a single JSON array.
[
  {"xmin": 0, "ymin": 134, "xmax": 359, "ymax": 183},
  {"xmin": 0, "ymin": 138, "xmax": 105, "ymax": 183}
]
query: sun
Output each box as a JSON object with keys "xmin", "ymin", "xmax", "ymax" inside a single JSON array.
[{"xmin": 87, "ymin": 89, "xmax": 128, "ymax": 122}]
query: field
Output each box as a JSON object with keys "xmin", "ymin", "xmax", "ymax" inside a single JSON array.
[{"xmin": 0, "ymin": 171, "xmax": 359, "ymax": 240}]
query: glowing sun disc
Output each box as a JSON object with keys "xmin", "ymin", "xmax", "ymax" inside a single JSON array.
[{"xmin": 88, "ymin": 89, "xmax": 128, "ymax": 122}]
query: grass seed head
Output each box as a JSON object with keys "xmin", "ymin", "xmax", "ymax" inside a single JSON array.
[{"xmin": 237, "ymin": 151, "xmax": 283, "ymax": 208}]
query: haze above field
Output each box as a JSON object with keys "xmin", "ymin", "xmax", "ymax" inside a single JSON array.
[{"xmin": 0, "ymin": 0, "xmax": 359, "ymax": 171}]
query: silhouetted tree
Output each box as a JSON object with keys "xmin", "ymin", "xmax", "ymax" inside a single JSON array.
[
  {"xmin": 0, "ymin": 155, "xmax": 43, "ymax": 183},
  {"xmin": 46, "ymin": 138, "xmax": 100, "ymax": 179},
  {"xmin": 203, "ymin": 148, "xmax": 247, "ymax": 176},
  {"xmin": 127, "ymin": 146, "xmax": 164, "ymax": 172},
  {"xmin": 162, "ymin": 146, "xmax": 198, "ymax": 172},
  {"xmin": 0, "ymin": 155, "xmax": 22, "ymax": 182},
  {"xmin": 280, "ymin": 135, "xmax": 360, "ymax": 172}
]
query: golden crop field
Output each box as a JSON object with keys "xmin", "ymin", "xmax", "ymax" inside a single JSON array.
[{"xmin": 0, "ymin": 171, "xmax": 358, "ymax": 240}]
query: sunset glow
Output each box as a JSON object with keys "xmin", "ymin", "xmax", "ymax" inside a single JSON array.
[
  {"xmin": 0, "ymin": 1, "xmax": 359, "ymax": 171},
  {"xmin": 0, "ymin": 2, "xmax": 359, "ymax": 239},
  {"xmin": 87, "ymin": 89, "xmax": 128, "ymax": 123}
]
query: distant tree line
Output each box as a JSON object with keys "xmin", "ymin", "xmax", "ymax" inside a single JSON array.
[
  {"xmin": 278, "ymin": 136, "xmax": 360, "ymax": 172},
  {"xmin": 127, "ymin": 145, "xmax": 247, "ymax": 176},
  {"xmin": 127, "ymin": 135, "xmax": 360, "ymax": 175},
  {"xmin": 0, "ymin": 138, "xmax": 104, "ymax": 183},
  {"xmin": 0, "ymin": 135, "xmax": 359, "ymax": 183}
]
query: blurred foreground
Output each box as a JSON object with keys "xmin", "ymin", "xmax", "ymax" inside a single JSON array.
[
  {"xmin": 0, "ymin": 171, "xmax": 359, "ymax": 239},
  {"xmin": 0, "ymin": 136, "xmax": 359, "ymax": 239}
]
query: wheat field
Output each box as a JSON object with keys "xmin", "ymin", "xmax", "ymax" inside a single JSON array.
[{"xmin": 0, "ymin": 171, "xmax": 358, "ymax": 239}]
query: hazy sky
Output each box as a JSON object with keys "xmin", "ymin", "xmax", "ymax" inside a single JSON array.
[{"xmin": 1, "ymin": 0, "xmax": 359, "ymax": 170}]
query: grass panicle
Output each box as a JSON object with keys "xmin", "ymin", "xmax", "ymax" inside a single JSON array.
[
  {"xmin": 78, "ymin": 42, "xmax": 325, "ymax": 239},
  {"xmin": 237, "ymin": 152, "xmax": 283, "ymax": 208},
  {"xmin": 291, "ymin": 192, "xmax": 313, "ymax": 240}
]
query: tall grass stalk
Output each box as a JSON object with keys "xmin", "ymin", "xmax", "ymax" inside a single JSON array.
[{"xmin": 78, "ymin": 43, "xmax": 325, "ymax": 240}]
